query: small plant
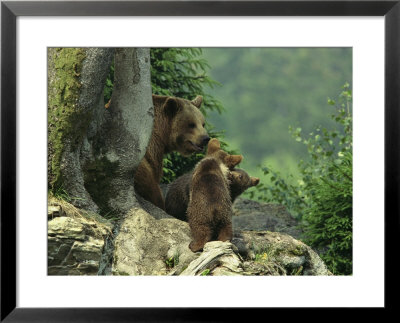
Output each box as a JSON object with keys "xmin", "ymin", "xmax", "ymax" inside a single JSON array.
[
  {"xmin": 291, "ymin": 266, "xmax": 303, "ymax": 276},
  {"xmin": 51, "ymin": 186, "xmax": 86, "ymax": 203},
  {"xmin": 101, "ymin": 210, "xmax": 120, "ymax": 222},
  {"xmin": 254, "ymin": 252, "xmax": 268, "ymax": 263},
  {"xmin": 165, "ymin": 253, "xmax": 180, "ymax": 269},
  {"xmin": 200, "ymin": 269, "xmax": 211, "ymax": 276},
  {"xmin": 52, "ymin": 186, "xmax": 72, "ymax": 202}
]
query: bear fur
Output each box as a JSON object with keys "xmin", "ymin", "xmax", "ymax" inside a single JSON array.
[
  {"xmin": 165, "ymin": 172, "xmax": 192, "ymax": 221},
  {"xmin": 134, "ymin": 94, "xmax": 209, "ymax": 210},
  {"xmin": 186, "ymin": 138, "xmax": 243, "ymax": 252},
  {"xmin": 165, "ymin": 168, "xmax": 259, "ymax": 222},
  {"xmin": 228, "ymin": 168, "xmax": 260, "ymax": 201}
]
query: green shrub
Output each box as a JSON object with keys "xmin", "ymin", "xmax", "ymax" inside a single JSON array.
[
  {"xmin": 301, "ymin": 150, "xmax": 352, "ymax": 275},
  {"xmin": 253, "ymin": 83, "xmax": 353, "ymax": 275}
]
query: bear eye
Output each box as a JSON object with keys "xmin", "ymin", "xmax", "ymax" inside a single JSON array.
[
  {"xmin": 188, "ymin": 123, "xmax": 196, "ymax": 128},
  {"xmin": 202, "ymin": 123, "xmax": 205, "ymax": 128}
]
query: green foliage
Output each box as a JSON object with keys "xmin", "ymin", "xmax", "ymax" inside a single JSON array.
[
  {"xmin": 150, "ymin": 48, "xmax": 223, "ymax": 116},
  {"xmin": 165, "ymin": 253, "xmax": 180, "ymax": 269},
  {"xmin": 52, "ymin": 186, "xmax": 73, "ymax": 203},
  {"xmin": 254, "ymin": 84, "xmax": 353, "ymax": 275},
  {"xmin": 301, "ymin": 150, "xmax": 352, "ymax": 275},
  {"xmin": 291, "ymin": 266, "xmax": 304, "ymax": 276},
  {"xmin": 200, "ymin": 269, "xmax": 211, "ymax": 276},
  {"xmin": 247, "ymin": 166, "xmax": 307, "ymax": 219},
  {"xmin": 161, "ymin": 152, "xmax": 203, "ymax": 184},
  {"xmin": 299, "ymin": 84, "xmax": 352, "ymax": 275},
  {"xmin": 51, "ymin": 186, "xmax": 86, "ymax": 204},
  {"xmin": 254, "ymin": 252, "xmax": 269, "ymax": 263}
]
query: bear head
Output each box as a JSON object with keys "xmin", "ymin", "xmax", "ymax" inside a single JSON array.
[
  {"xmin": 229, "ymin": 168, "xmax": 260, "ymax": 190},
  {"xmin": 206, "ymin": 138, "xmax": 243, "ymax": 170},
  {"xmin": 163, "ymin": 95, "xmax": 210, "ymax": 157}
]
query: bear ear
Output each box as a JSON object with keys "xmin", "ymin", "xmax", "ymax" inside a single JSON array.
[
  {"xmin": 229, "ymin": 171, "xmax": 241, "ymax": 182},
  {"xmin": 225, "ymin": 155, "xmax": 243, "ymax": 169},
  {"xmin": 191, "ymin": 95, "xmax": 203, "ymax": 109},
  {"xmin": 163, "ymin": 97, "xmax": 180, "ymax": 118},
  {"xmin": 251, "ymin": 177, "xmax": 260, "ymax": 186},
  {"xmin": 207, "ymin": 138, "xmax": 221, "ymax": 155}
]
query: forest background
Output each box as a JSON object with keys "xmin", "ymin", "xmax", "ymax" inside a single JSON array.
[{"xmin": 202, "ymin": 48, "xmax": 351, "ymax": 191}]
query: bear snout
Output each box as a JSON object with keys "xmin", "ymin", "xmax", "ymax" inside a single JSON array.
[{"xmin": 202, "ymin": 136, "xmax": 211, "ymax": 146}]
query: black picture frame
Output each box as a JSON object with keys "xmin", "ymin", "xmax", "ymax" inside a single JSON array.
[{"xmin": 1, "ymin": 0, "xmax": 398, "ymax": 321}]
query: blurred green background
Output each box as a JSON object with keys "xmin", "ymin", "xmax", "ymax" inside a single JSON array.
[{"xmin": 201, "ymin": 48, "xmax": 352, "ymax": 196}]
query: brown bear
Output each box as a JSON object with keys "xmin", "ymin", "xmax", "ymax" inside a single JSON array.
[
  {"xmin": 228, "ymin": 168, "xmax": 260, "ymax": 202},
  {"xmin": 134, "ymin": 95, "xmax": 209, "ymax": 210},
  {"xmin": 165, "ymin": 168, "xmax": 259, "ymax": 222},
  {"xmin": 186, "ymin": 138, "xmax": 243, "ymax": 252},
  {"xmin": 165, "ymin": 172, "xmax": 192, "ymax": 221}
]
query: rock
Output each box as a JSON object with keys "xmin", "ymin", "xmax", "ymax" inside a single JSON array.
[
  {"xmin": 232, "ymin": 198, "xmax": 302, "ymax": 239},
  {"xmin": 48, "ymin": 195, "xmax": 331, "ymax": 276},
  {"xmin": 181, "ymin": 241, "xmax": 244, "ymax": 276},
  {"xmin": 162, "ymin": 184, "xmax": 301, "ymax": 238},
  {"xmin": 48, "ymin": 205, "xmax": 65, "ymax": 219},
  {"xmin": 135, "ymin": 193, "xmax": 173, "ymax": 220},
  {"xmin": 178, "ymin": 231, "xmax": 331, "ymax": 276},
  {"xmin": 47, "ymin": 198, "xmax": 113, "ymax": 275},
  {"xmin": 232, "ymin": 230, "xmax": 332, "ymax": 275},
  {"xmin": 112, "ymin": 207, "xmax": 197, "ymax": 276}
]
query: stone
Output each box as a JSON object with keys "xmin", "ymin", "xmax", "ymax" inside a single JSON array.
[
  {"xmin": 48, "ymin": 205, "xmax": 64, "ymax": 219},
  {"xmin": 47, "ymin": 198, "xmax": 113, "ymax": 275},
  {"xmin": 112, "ymin": 207, "xmax": 197, "ymax": 276},
  {"xmin": 181, "ymin": 241, "xmax": 244, "ymax": 276},
  {"xmin": 232, "ymin": 197, "xmax": 302, "ymax": 239},
  {"xmin": 48, "ymin": 196, "xmax": 332, "ymax": 276},
  {"xmin": 232, "ymin": 230, "xmax": 332, "ymax": 276}
]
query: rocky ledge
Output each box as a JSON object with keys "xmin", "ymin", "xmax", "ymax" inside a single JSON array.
[{"xmin": 47, "ymin": 196, "xmax": 331, "ymax": 276}]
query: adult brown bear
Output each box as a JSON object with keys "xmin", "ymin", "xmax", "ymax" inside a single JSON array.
[{"xmin": 134, "ymin": 95, "xmax": 209, "ymax": 210}]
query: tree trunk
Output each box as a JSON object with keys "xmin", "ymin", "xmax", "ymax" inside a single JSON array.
[{"xmin": 48, "ymin": 48, "xmax": 153, "ymax": 216}]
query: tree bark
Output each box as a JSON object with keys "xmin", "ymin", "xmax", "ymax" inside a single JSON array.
[{"xmin": 48, "ymin": 48, "xmax": 153, "ymax": 216}]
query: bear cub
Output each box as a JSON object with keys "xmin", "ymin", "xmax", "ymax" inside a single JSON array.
[
  {"xmin": 187, "ymin": 138, "xmax": 243, "ymax": 252},
  {"xmin": 165, "ymin": 168, "xmax": 259, "ymax": 222},
  {"xmin": 228, "ymin": 168, "xmax": 260, "ymax": 202}
]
